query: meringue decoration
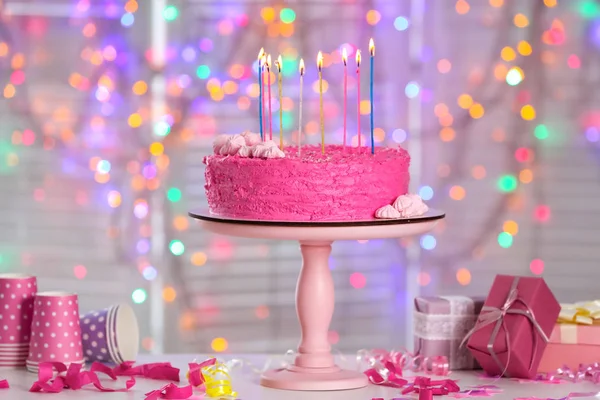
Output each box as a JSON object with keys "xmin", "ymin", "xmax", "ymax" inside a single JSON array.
[
  {"xmin": 393, "ymin": 194, "xmax": 429, "ymax": 217},
  {"xmin": 374, "ymin": 205, "xmax": 402, "ymax": 219},
  {"xmin": 219, "ymin": 134, "xmax": 246, "ymax": 156},
  {"xmin": 237, "ymin": 145, "xmax": 252, "ymax": 158},
  {"xmin": 241, "ymin": 131, "xmax": 262, "ymax": 146},
  {"xmin": 253, "ymin": 143, "xmax": 285, "ymax": 159},
  {"xmin": 213, "ymin": 134, "xmax": 230, "ymax": 154}
]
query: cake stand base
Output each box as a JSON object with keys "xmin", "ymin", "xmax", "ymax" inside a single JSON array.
[
  {"xmin": 260, "ymin": 367, "xmax": 367, "ymax": 391},
  {"xmin": 189, "ymin": 209, "xmax": 445, "ymax": 391}
]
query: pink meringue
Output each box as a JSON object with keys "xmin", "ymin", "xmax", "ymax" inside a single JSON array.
[
  {"xmin": 375, "ymin": 204, "xmax": 402, "ymax": 219},
  {"xmin": 393, "ymin": 194, "xmax": 429, "ymax": 217},
  {"xmin": 213, "ymin": 134, "xmax": 230, "ymax": 154},
  {"xmin": 219, "ymin": 134, "xmax": 246, "ymax": 156},
  {"xmin": 241, "ymin": 131, "xmax": 262, "ymax": 146}
]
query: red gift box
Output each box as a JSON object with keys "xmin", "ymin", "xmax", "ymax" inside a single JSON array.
[{"xmin": 465, "ymin": 275, "xmax": 560, "ymax": 379}]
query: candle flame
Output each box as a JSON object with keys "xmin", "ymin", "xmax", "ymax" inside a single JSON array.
[
  {"xmin": 266, "ymin": 54, "xmax": 272, "ymax": 70},
  {"xmin": 277, "ymin": 55, "xmax": 282, "ymax": 72},
  {"xmin": 342, "ymin": 48, "xmax": 348, "ymax": 66},
  {"xmin": 299, "ymin": 58, "xmax": 305, "ymax": 75},
  {"xmin": 258, "ymin": 47, "xmax": 265, "ymax": 61},
  {"xmin": 317, "ymin": 51, "xmax": 323, "ymax": 71},
  {"xmin": 369, "ymin": 38, "xmax": 375, "ymax": 56},
  {"xmin": 261, "ymin": 53, "xmax": 267, "ymax": 68},
  {"xmin": 356, "ymin": 50, "xmax": 361, "ymax": 67}
]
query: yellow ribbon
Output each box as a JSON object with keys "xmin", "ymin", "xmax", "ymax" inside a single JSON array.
[
  {"xmin": 202, "ymin": 362, "xmax": 237, "ymax": 398},
  {"xmin": 558, "ymin": 301, "xmax": 600, "ymax": 325}
]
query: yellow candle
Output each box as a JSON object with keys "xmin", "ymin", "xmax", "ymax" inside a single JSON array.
[{"xmin": 317, "ymin": 51, "xmax": 324, "ymax": 155}]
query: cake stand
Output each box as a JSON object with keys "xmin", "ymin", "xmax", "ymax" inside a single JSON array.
[{"xmin": 188, "ymin": 209, "xmax": 445, "ymax": 391}]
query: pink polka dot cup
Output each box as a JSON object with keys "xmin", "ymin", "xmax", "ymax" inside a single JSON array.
[
  {"xmin": 81, "ymin": 304, "xmax": 139, "ymax": 364},
  {"xmin": 26, "ymin": 291, "xmax": 84, "ymax": 373},
  {"xmin": 0, "ymin": 274, "xmax": 36, "ymax": 367}
]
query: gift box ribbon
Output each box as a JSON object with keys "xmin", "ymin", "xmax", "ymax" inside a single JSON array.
[{"xmin": 461, "ymin": 277, "xmax": 549, "ymax": 376}]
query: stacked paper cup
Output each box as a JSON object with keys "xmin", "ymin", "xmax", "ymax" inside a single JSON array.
[
  {"xmin": 80, "ymin": 304, "xmax": 139, "ymax": 364},
  {"xmin": 0, "ymin": 274, "xmax": 37, "ymax": 367},
  {"xmin": 26, "ymin": 291, "xmax": 84, "ymax": 373}
]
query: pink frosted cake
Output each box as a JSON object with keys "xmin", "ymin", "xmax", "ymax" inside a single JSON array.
[{"xmin": 204, "ymin": 132, "xmax": 424, "ymax": 222}]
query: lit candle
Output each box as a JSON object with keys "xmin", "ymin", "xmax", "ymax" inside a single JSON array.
[
  {"xmin": 356, "ymin": 50, "xmax": 362, "ymax": 152},
  {"xmin": 258, "ymin": 48, "xmax": 265, "ymax": 141},
  {"xmin": 298, "ymin": 58, "xmax": 304, "ymax": 157},
  {"xmin": 318, "ymin": 51, "xmax": 324, "ymax": 155},
  {"xmin": 276, "ymin": 55, "xmax": 283, "ymax": 150},
  {"xmin": 267, "ymin": 54, "xmax": 273, "ymax": 141},
  {"xmin": 261, "ymin": 53, "xmax": 267, "ymax": 141},
  {"xmin": 342, "ymin": 48, "xmax": 348, "ymax": 152},
  {"xmin": 369, "ymin": 38, "xmax": 375, "ymax": 154}
]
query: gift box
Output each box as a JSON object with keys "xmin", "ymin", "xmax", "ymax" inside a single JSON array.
[
  {"xmin": 414, "ymin": 296, "xmax": 484, "ymax": 370},
  {"xmin": 538, "ymin": 301, "xmax": 600, "ymax": 373},
  {"xmin": 465, "ymin": 275, "xmax": 560, "ymax": 379}
]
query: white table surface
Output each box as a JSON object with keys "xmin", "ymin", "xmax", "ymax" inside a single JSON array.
[{"xmin": 1, "ymin": 354, "xmax": 599, "ymax": 399}]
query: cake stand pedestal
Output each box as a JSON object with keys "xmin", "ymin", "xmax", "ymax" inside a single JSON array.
[{"xmin": 189, "ymin": 210, "xmax": 445, "ymax": 391}]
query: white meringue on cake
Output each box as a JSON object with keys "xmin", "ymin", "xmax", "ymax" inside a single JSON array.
[
  {"xmin": 241, "ymin": 131, "xmax": 262, "ymax": 146},
  {"xmin": 213, "ymin": 134, "xmax": 230, "ymax": 154},
  {"xmin": 392, "ymin": 194, "xmax": 429, "ymax": 217},
  {"xmin": 237, "ymin": 145, "xmax": 252, "ymax": 158},
  {"xmin": 219, "ymin": 134, "xmax": 246, "ymax": 156},
  {"xmin": 253, "ymin": 143, "xmax": 285, "ymax": 158},
  {"xmin": 375, "ymin": 205, "xmax": 402, "ymax": 219}
]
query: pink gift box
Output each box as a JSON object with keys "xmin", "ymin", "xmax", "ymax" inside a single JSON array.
[
  {"xmin": 466, "ymin": 275, "xmax": 560, "ymax": 379},
  {"xmin": 538, "ymin": 324, "xmax": 600, "ymax": 372},
  {"xmin": 414, "ymin": 296, "xmax": 484, "ymax": 370}
]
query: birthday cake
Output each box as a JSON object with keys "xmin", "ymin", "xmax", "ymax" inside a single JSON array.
[{"xmin": 203, "ymin": 132, "xmax": 428, "ymax": 222}]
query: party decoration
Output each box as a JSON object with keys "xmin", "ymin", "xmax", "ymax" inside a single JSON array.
[
  {"xmin": 539, "ymin": 303, "xmax": 600, "ymax": 372},
  {"xmin": 267, "ymin": 54, "xmax": 273, "ymax": 141},
  {"xmin": 464, "ymin": 275, "xmax": 560, "ymax": 379},
  {"xmin": 414, "ymin": 295, "xmax": 484, "ymax": 370},
  {"xmin": 276, "ymin": 55, "xmax": 283, "ymax": 150},
  {"xmin": 298, "ymin": 58, "xmax": 304, "ymax": 156},
  {"xmin": 257, "ymin": 48, "xmax": 265, "ymax": 140},
  {"xmin": 80, "ymin": 304, "xmax": 140, "ymax": 364},
  {"xmin": 356, "ymin": 49, "xmax": 362, "ymax": 150},
  {"xmin": 145, "ymin": 383, "xmax": 193, "ymax": 400},
  {"xmin": 0, "ymin": 380, "xmax": 8, "ymax": 389},
  {"xmin": 369, "ymin": 38, "xmax": 375, "ymax": 154},
  {"xmin": 317, "ymin": 51, "xmax": 324, "ymax": 154},
  {"xmin": 401, "ymin": 376, "xmax": 460, "ymax": 399},
  {"xmin": 26, "ymin": 291, "xmax": 84, "ymax": 374},
  {"xmin": 342, "ymin": 47, "xmax": 348, "ymax": 150},
  {"xmin": 0, "ymin": 274, "xmax": 36, "ymax": 367},
  {"xmin": 29, "ymin": 362, "xmax": 135, "ymax": 393},
  {"xmin": 113, "ymin": 361, "xmax": 181, "ymax": 381}
]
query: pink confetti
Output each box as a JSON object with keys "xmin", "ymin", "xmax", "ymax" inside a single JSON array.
[
  {"xmin": 188, "ymin": 358, "xmax": 217, "ymax": 387},
  {"xmin": 113, "ymin": 361, "xmax": 181, "ymax": 382},
  {"xmin": 29, "ymin": 362, "xmax": 136, "ymax": 393},
  {"xmin": 401, "ymin": 376, "xmax": 460, "ymax": 399},
  {"xmin": 145, "ymin": 383, "xmax": 193, "ymax": 400},
  {"xmin": 0, "ymin": 379, "xmax": 8, "ymax": 389}
]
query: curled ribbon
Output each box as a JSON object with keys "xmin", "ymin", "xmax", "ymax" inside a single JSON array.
[
  {"xmin": 542, "ymin": 363, "xmax": 600, "ymax": 384},
  {"xmin": 357, "ymin": 348, "xmax": 450, "ymax": 386},
  {"xmin": 401, "ymin": 376, "xmax": 459, "ymax": 400},
  {"xmin": 145, "ymin": 383, "xmax": 193, "ymax": 400},
  {"xmin": 113, "ymin": 361, "xmax": 180, "ymax": 381},
  {"xmin": 29, "ymin": 362, "xmax": 135, "ymax": 393},
  {"xmin": 0, "ymin": 380, "xmax": 7, "ymax": 389}
]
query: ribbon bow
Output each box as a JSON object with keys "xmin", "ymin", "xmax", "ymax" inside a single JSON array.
[
  {"xmin": 460, "ymin": 282, "xmax": 550, "ymax": 377},
  {"xmin": 401, "ymin": 376, "xmax": 459, "ymax": 400},
  {"xmin": 558, "ymin": 301, "xmax": 600, "ymax": 325}
]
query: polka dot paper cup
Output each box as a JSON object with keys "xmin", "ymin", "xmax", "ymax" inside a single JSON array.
[
  {"xmin": 81, "ymin": 304, "xmax": 139, "ymax": 365},
  {"xmin": 0, "ymin": 274, "xmax": 36, "ymax": 346},
  {"xmin": 26, "ymin": 291, "xmax": 84, "ymax": 373}
]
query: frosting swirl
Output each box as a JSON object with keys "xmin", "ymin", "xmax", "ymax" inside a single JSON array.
[
  {"xmin": 213, "ymin": 134, "xmax": 230, "ymax": 154},
  {"xmin": 393, "ymin": 194, "xmax": 429, "ymax": 217},
  {"xmin": 237, "ymin": 145, "xmax": 252, "ymax": 158},
  {"xmin": 241, "ymin": 131, "xmax": 262, "ymax": 146},
  {"xmin": 219, "ymin": 134, "xmax": 246, "ymax": 156},
  {"xmin": 375, "ymin": 205, "xmax": 402, "ymax": 219}
]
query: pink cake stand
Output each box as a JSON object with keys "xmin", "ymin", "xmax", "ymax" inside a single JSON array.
[{"xmin": 189, "ymin": 209, "xmax": 445, "ymax": 391}]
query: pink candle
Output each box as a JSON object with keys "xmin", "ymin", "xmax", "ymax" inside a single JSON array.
[
  {"xmin": 267, "ymin": 54, "xmax": 273, "ymax": 141},
  {"xmin": 356, "ymin": 50, "xmax": 362, "ymax": 151},
  {"xmin": 261, "ymin": 54, "xmax": 267, "ymax": 141},
  {"xmin": 342, "ymin": 48, "xmax": 348, "ymax": 151}
]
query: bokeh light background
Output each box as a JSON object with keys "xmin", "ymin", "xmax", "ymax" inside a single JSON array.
[{"xmin": 0, "ymin": 0, "xmax": 598, "ymax": 355}]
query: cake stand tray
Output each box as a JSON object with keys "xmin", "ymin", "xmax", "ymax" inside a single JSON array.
[{"xmin": 188, "ymin": 210, "xmax": 445, "ymax": 391}]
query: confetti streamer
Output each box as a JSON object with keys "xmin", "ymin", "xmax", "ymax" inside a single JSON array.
[{"xmin": 0, "ymin": 380, "xmax": 7, "ymax": 389}]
